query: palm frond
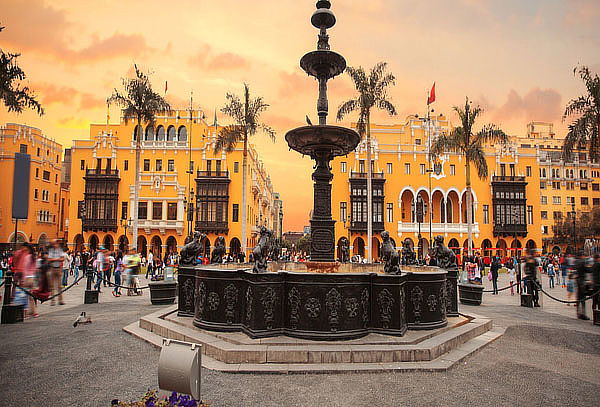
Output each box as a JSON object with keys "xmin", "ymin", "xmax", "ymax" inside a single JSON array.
[
  {"xmin": 376, "ymin": 98, "xmax": 397, "ymax": 116},
  {"xmin": 473, "ymin": 124, "xmax": 508, "ymax": 146},
  {"xmin": 467, "ymin": 144, "xmax": 488, "ymax": 179},
  {"xmin": 215, "ymin": 125, "xmax": 244, "ymax": 153},
  {"xmin": 336, "ymin": 98, "xmax": 359, "ymax": 121}
]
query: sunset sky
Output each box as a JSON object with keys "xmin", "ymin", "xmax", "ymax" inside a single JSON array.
[{"xmin": 1, "ymin": 0, "xmax": 599, "ymax": 231}]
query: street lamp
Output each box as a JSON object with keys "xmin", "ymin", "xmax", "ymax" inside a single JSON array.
[
  {"xmin": 120, "ymin": 218, "xmax": 132, "ymax": 250},
  {"xmin": 571, "ymin": 202, "xmax": 576, "ymax": 252}
]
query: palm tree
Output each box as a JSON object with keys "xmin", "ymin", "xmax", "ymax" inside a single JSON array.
[
  {"xmin": 562, "ymin": 65, "xmax": 600, "ymax": 161},
  {"xmin": 336, "ymin": 62, "xmax": 397, "ymax": 263},
  {"xmin": 0, "ymin": 25, "xmax": 43, "ymax": 115},
  {"xmin": 215, "ymin": 83, "xmax": 275, "ymax": 259},
  {"xmin": 431, "ymin": 97, "xmax": 507, "ymax": 258},
  {"xmin": 109, "ymin": 65, "xmax": 171, "ymax": 252}
]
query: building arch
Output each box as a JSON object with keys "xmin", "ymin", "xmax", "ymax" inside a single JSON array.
[
  {"xmin": 103, "ymin": 234, "xmax": 114, "ymax": 251},
  {"xmin": 8, "ymin": 231, "xmax": 28, "ymax": 245},
  {"xmin": 166, "ymin": 236, "xmax": 178, "ymax": 255},
  {"xmin": 229, "ymin": 237, "xmax": 241, "ymax": 255},
  {"xmin": 178, "ymin": 125, "xmax": 188, "ymax": 142},
  {"xmin": 496, "ymin": 239, "xmax": 507, "ymax": 258},
  {"xmin": 37, "ymin": 233, "xmax": 48, "ymax": 247},
  {"xmin": 446, "ymin": 190, "xmax": 460, "ymax": 223},
  {"xmin": 372, "ymin": 236, "xmax": 381, "ymax": 261},
  {"xmin": 353, "ymin": 237, "xmax": 365, "ymax": 257},
  {"xmin": 167, "ymin": 125, "xmax": 176, "ymax": 141},
  {"xmin": 73, "ymin": 234, "xmax": 84, "ymax": 253},
  {"xmin": 400, "ymin": 189, "xmax": 415, "ymax": 222},
  {"xmin": 481, "ymin": 239, "xmax": 493, "ymax": 258},
  {"xmin": 118, "ymin": 235, "xmax": 129, "ymax": 253},
  {"xmin": 511, "ymin": 239, "xmax": 522, "ymax": 257},
  {"xmin": 201, "ymin": 236, "xmax": 211, "ymax": 257},
  {"xmin": 137, "ymin": 235, "xmax": 147, "ymax": 257},
  {"xmin": 419, "ymin": 238, "xmax": 429, "ymax": 259},
  {"xmin": 133, "ymin": 125, "xmax": 142, "ymax": 141},
  {"xmin": 150, "ymin": 235, "xmax": 162, "ymax": 259},
  {"xmin": 89, "ymin": 234, "xmax": 99, "ymax": 251},
  {"xmin": 552, "ymin": 245, "xmax": 561, "ymax": 254},
  {"xmin": 156, "ymin": 125, "xmax": 165, "ymax": 141},
  {"xmin": 432, "ymin": 189, "xmax": 445, "ymax": 223},
  {"xmin": 525, "ymin": 239, "xmax": 537, "ymax": 252},
  {"xmin": 448, "ymin": 238, "xmax": 460, "ymax": 255},
  {"xmin": 145, "ymin": 125, "xmax": 155, "ymax": 141}
]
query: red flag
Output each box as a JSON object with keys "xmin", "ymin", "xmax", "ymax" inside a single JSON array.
[
  {"xmin": 165, "ymin": 80, "xmax": 168, "ymax": 94},
  {"xmin": 428, "ymin": 82, "xmax": 436, "ymax": 104}
]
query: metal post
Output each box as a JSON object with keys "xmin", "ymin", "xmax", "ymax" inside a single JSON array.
[
  {"xmin": 13, "ymin": 218, "xmax": 18, "ymax": 251},
  {"xmin": 572, "ymin": 202, "xmax": 576, "ymax": 252}
]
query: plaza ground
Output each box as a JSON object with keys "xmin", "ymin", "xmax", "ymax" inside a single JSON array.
[{"xmin": 0, "ymin": 273, "xmax": 598, "ymax": 407}]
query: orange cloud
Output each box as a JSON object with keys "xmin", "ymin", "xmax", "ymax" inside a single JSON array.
[
  {"xmin": 33, "ymin": 83, "xmax": 79, "ymax": 105},
  {"xmin": 79, "ymin": 93, "xmax": 106, "ymax": 110},
  {"xmin": 491, "ymin": 88, "xmax": 562, "ymax": 123},
  {"xmin": 188, "ymin": 44, "xmax": 249, "ymax": 72},
  {"xmin": 0, "ymin": 0, "xmax": 152, "ymax": 64}
]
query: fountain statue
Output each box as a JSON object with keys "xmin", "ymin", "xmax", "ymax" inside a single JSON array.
[
  {"xmin": 180, "ymin": 231, "xmax": 205, "ymax": 266},
  {"xmin": 253, "ymin": 226, "xmax": 272, "ymax": 273},
  {"xmin": 401, "ymin": 238, "xmax": 417, "ymax": 265},
  {"xmin": 381, "ymin": 231, "xmax": 401, "ymax": 275},
  {"xmin": 211, "ymin": 236, "xmax": 226, "ymax": 264},
  {"xmin": 285, "ymin": 0, "xmax": 360, "ymax": 262},
  {"xmin": 338, "ymin": 236, "xmax": 350, "ymax": 263}
]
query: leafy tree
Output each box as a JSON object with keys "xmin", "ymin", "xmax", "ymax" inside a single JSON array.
[
  {"xmin": 431, "ymin": 97, "xmax": 507, "ymax": 256},
  {"xmin": 336, "ymin": 62, "xmax": 397, "ymax": 262},
  {"xmin": 109, "ymin": 65, "xmax": 171, "ymax": 250},
  {"xmin": 215, "ymin": 83, "xmax": 275, "ymax": 257},
  {"xmin": 0, "ymin": 25, "xmax": 43, "ymax": 115},
  {"xmin": 562, "ymin": 66, "xmax": 600, "ymax": 161}
]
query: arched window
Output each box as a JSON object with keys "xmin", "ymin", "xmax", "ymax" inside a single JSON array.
[
  {"xmin": 145, "ymin": 125, "xmax": 155, "ymax": 141},
  {"xmin": 167, "ymin": 125, "xmax": 176, "ymax": 141},
  {"xmin": 133, "ymin": 125, "xmax": 142, "ymax": 141},
  {"xmin": 156, "ymin": 125, "xmax": 165, "ymax": 141},
  {"xmin": 178, "ymin": 126, "xmax": 188, "ymax": 142}
]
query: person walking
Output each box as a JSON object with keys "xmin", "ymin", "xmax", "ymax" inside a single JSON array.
[
  {"xmin": 146, "ymin": 250, "xmax": 154, "ymax": 279},
  {"xmin": 94, "ymin": 247, "xmax": 106, "ymax": 292},
  {"xmin": 592, "ymin": 253, "xmax": 600, "ymax": 312},
  {"xmin": 48, "ymin": 239, "xmax": 65, "ymax": 305},
  {"xmin": 12, "ymin": 243, "xmax": 38, "ymax": 318},
  {"xmin": 490, "ymin": 257, "xmax": 500, "ymax": 295},
  {"xmin": 61, "ymin": 248, "xmax": 71, "ymax": 287},
  {"xmin": 507, "ymin": 258, "xmax": 516, "ymax": 295},
  {"xmin": 575, "ymin": 251, "xmax": 590, "ymax": 320},
  {"xmin": 547, "ymin": 261, "xmax": 556, "ymax": 289},
  {"xmin": 73, "ymin": 252, "xmax": 81, "ymax": 283},
  {"xmin": 525, "ymin": 249, "xmax": 540, "ymax": 307},
  {"xmin": 112, "ymin": 252, "xmax": 123, "ymax": 297}
]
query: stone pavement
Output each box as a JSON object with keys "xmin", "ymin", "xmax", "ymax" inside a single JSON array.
[{"xmin": 0, "ymin": 271, "xmax": 598, "ymax": 407}]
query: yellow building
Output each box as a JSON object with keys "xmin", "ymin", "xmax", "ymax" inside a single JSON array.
[
  {"xmin": 67, "ymin": 109, "xmax": 281, "ymax": 259},
  {"xmin": 0, "ymin": 123, "xmax": 67, "ymax": 246},
  {"xmin": 330, "ymin": 118, "xmax": 600, "ymax": 261}
]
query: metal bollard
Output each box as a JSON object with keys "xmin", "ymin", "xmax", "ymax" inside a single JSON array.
[
  {"xmin": 84, "ymin": 265, "xmax": 98, "ymax": 304},
  {"xmin": 158, "ymin": 339, "xmax": 202, "ymax": 401},
  {"xmin": 1, "ymin": 272, "xmax": 24, "ymax": 324}
]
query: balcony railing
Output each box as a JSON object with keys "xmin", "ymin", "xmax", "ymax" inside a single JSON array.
[
  {"xmin": 195, "ymin": 220, "xmax": 229, "ymax": 233},
  {"xmin": 196, "ymin": 170, "xmax": 229, "ymax": 178},
  {"xmin": 85, "ymin": 168, "xmax": 120, "ymax": 177},
  {"xmin": 141, "ymin": 140, "xmax": 187, "ymax": 149},
  {"xmin": 492, "ymin": 175, "xmax": 526, "ymax": 182},
  {"xmin": 349, "ymin": 221, "xmax": 385, "ymax": 232},
  {"xmin": 397, "ymin": 222, "xmax": 480, "ymax": 235},
  {"xmin": 493, "ymin": 223, "xmax": 527, "ymax": 236},
  {"xmin": 82, "ymin": 218, "xmax": 118, "ymax": 232},
  {"xmin": 350, "ymin": 171, "xmax": 385, "ymax": 179}
]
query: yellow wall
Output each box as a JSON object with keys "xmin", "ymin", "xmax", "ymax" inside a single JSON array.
[
  {"xmin": 0, "ymin": 123, "xmax": 65, "ymax": 245},
  {"xmin": 330, "ymin": 117, "xmax": 600, "ymax": 259},
  {"xmin": 67, "ymin": 110, "xmax": 280, "ymax": 256}
]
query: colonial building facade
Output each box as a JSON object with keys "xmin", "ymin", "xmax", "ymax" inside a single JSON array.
[
  {"xmin": 68, "ymin": 109, "xmax": 281, "ymax": 258},
  {"xmin": 0, "ymin": 123, "xmax": 68, "ymax": 246},
  {"xmin": 330, "ymin": 118, "xmax": 600, "ymax": 260}
]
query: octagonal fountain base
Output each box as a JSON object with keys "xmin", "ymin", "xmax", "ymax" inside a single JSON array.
[{"xmin": 177, "ymin": 266, "xmax": 452, "ymax": 341}]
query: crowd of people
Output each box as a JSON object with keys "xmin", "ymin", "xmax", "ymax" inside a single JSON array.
[
  {"xmin": 459, "ymin": 249, "xmax": 600, "ymax": 320},
  {"xmin": 0, "ymin": 241, "xmax": 185, "ymax": 319}
]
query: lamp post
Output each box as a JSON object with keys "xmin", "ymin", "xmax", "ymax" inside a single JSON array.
[
  {"xmin": 571, "ymin": 202, "xmax": 576, "ymax": 252},
  {"xmin": 416, "ymin": 194, "xmax": 424, "ymax": 263},
  {"xmin": 120, "ymin": 218, "xmax": 131, "ymax": 251}
]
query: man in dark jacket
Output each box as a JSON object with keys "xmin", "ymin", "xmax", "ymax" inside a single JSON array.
[
  {"xmin": 593, "ymin": 253, "xmax": 600, "ymax": 311},
  {"xmin": 490, "ymin": 257, "xmax": 500, "ymax": 295},
  {"xmin": 575, "ymin": 251, "xmax": 590, "ymax": 320},
  {"xmin": 524, "ymin": 249, "xmax": 540, "ymax": 307}
]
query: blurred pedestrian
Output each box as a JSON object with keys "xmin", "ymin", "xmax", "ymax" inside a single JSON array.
[
  {"xmin": 490, "ymin": 257, "xmax": 500, "ymax": 295},
  {"xmin": 525, "ymin": 249, "xmax": 540, "ymax": 307},
  {"xmin": 575, "ymin": 251, "xmax": 590, "ymax": 320},
  {"xmin": 12, "ymin": 243, "xmax": 38, "ymax": 318},
  {"xmin": 112, "ymin": 252, "xmax": 123, "ymax": 297},
  {"xmin": 507, "ymin": 258, "xmax": 516, "ymax": 296},
  {"xmin": 48, "ymin": 239, "xmax": 65, "ymax": 305},
  {"xmin": 62, "ymin": 248, "xmax": 71, "ymax": 287},
  {"xmin": 547, "ymin": 261, "xmax": 555, "ymax": 289}
]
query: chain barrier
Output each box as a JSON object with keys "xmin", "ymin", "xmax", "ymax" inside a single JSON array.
[
  {"xmin": 11, "ymin": 275, "xmax": 85, "ymax": 303},
  {"xmin": 481, "ymin": 284, "xmax": 514, "ymax": 293},
  {"xmin": 534, "ymin": 281, "xmax": 600, "ymax": 304}
]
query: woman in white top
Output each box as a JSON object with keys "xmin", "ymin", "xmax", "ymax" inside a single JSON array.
[{"xmin": 507, "ymin": 261, "xmax": 516, "ymax": 296}]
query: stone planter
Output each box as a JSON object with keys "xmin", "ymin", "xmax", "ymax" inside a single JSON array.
[
  {"xmin": 458, "ymin": 283, "xmax": 484, "ymax": 306},
  {"xmin": 149, "ymin": 280, "xmax": 178, "ymax": 305}
]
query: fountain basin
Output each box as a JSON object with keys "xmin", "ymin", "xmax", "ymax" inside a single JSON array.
[
  {"xmin": 178, "ymin": 266, "xmax": 450, "ymax": 341},
  {"xmin": 285, "ymin": 125, "xmax": 360, "ymax": 157}
]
